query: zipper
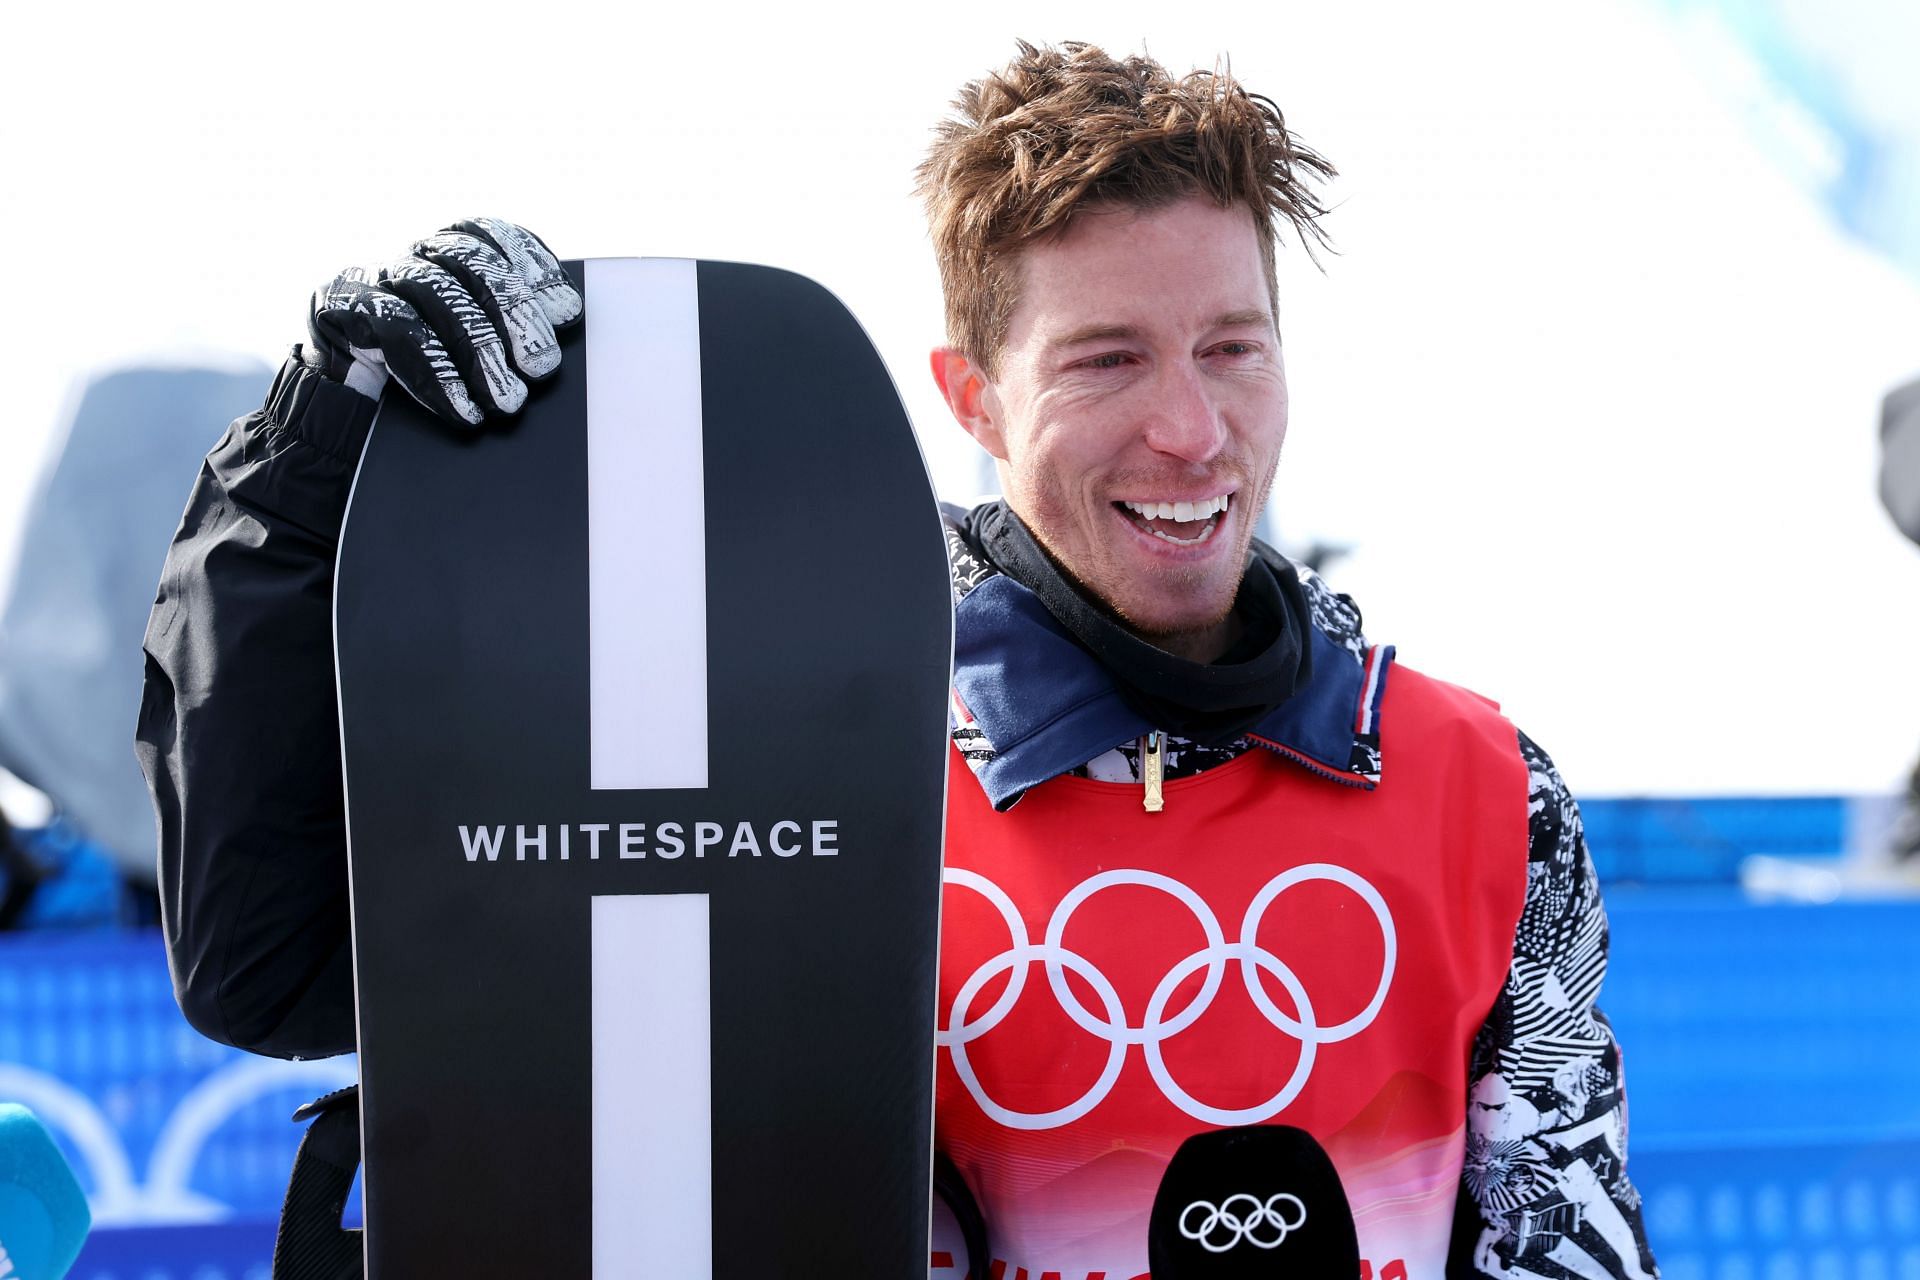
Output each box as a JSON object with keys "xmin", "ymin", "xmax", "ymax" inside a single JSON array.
[
  {"xmin": 1142, "ymin": 731, "xmax": 1165, "ymax": 813},
  {"xmin": 1249, "ymin": 736, "xmax": 1375, "ymax": 789}
]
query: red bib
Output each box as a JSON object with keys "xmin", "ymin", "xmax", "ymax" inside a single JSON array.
[{"xmin": 933, "ymin": 665, "xmax": 1530, "ymax": 1280}]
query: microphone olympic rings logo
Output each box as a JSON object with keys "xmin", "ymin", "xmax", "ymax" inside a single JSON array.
[
  {"xmin": 938, "ymin": 865, "xmax": 1396, "ymax": 1130},
  {"xmin": 1181, "ymin": 1192, "xmax": 1309, "ymax": 1252}
]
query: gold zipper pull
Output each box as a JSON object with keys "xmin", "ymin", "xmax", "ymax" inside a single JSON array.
[{"xmin": 1142, "ymin": 731, "xmax": 1165, "ymax": 813}]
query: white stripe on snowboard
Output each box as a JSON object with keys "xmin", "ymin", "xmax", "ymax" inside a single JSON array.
[
  {"xmin": 586, "ymin": 257, "xmax": 709, "ymax": 790},
  {"xmin": 592, "ymin": 893, "xmax": 712, "ymax": 1276}
]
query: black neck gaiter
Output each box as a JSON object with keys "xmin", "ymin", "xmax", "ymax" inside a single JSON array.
[{"xmin": 971, "ymin": 502, "xmax": 1313, "ymax": 746}]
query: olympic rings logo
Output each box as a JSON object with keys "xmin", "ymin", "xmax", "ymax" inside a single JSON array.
[
  {"xmin": 1181, "ymin": 1193, "xmax": 1309, "ymax": 1252},
  {"xmin": 938, "ymin": 865, "xmax": 1396, "ymax": 1130}
]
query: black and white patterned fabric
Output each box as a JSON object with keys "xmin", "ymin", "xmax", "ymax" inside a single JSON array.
[
  {"xmin": 446, "ymin": 216, "xmax": 583, "ymax": 328},
  {"xmin": 941, "ymin": 511, "xmax": 1657, "ymax": 1277},
  {"xmin": 1455, "ymin": 733, "xmax": 1659, "ymax": 1279},
  {"xmin": 305, "ymin": 218, "xmax": 581, "ymax": 428},
  {"xmin": 410, "ymin": 232, "xmax": 558, "ymax": 379}
]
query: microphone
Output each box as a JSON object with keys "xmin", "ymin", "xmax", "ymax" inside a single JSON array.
[
  {"xmin": 1148, "ymin": 1125, "xmax": 1358, "ymax": 1278},
  {"xmin": 0, "ymin": 1104, "xmax": 92, "ymax": 1280}
]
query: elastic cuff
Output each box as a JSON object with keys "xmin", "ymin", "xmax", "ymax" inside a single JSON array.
[{"xmin": 262, "ymin": 347, "xmax": 381, "ymax": 465}]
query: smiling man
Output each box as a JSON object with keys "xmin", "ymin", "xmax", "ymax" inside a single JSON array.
[
  {"xmin": 935, "ymin": 197, "xmax": 1284, "ymax": 659},
  {"xmin": 136, "ymin": 37, "xmax": 1658, "ymax": 1280},
  {"xmin": 916, "ymin": 43, "xmax": 1659, "ymax": 1280}
]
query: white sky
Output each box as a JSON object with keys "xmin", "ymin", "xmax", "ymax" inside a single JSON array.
[{"xmin": 3, "ymin": 0, "xmax": 1917, "ymax": 796}]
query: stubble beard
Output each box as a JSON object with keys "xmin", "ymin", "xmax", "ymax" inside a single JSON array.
[{"xmin": 1020, "ymin": 458, "xmax": 1277, "ymax": 662}]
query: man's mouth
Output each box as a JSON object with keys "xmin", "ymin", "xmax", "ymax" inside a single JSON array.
[{"xmin": 1114, "ymin": 494, "xmax": 1232, "ymax": 546}]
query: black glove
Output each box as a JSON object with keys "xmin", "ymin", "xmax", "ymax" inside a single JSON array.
[{"xmin": 305, "ymin": 217, "xmax": 583, "ymax": 427}]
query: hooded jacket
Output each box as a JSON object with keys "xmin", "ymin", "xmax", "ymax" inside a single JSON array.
[{"xmin": 933, "ymin": 506, "xmax": 1659, "ymax": 1280}]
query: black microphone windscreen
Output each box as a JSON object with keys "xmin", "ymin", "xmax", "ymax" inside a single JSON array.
[{"xmin": 1148, "ymin": 1125, "xmax": 1359, "ymax": 1278}]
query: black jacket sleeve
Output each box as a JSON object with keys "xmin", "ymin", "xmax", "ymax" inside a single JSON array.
[{"xmin": 136, "ymin": 353, "xmax": 377, "ymax": 1060}]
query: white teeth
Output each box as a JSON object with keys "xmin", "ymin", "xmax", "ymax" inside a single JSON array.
[{"xmin": 1122, "ymin": 494, "xmax": 1230, "ymax": 522}]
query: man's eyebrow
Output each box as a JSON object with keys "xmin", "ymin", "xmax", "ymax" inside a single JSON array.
[
  {"xmin": 1046, "ymin": 322, "xmax": 1140, "ymax": 351},
  {"xmin": 1046, "ymin": 310, "xmax": 1275, "ymax": 351},
  {"xmin": 1214, "ymin": 308, "xmax": 1275, "ymax": 330}
]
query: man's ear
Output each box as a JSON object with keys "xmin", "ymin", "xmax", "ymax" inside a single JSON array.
[{"xmin": 929, "ymin": 347, "xmax": 1007, "ymax": 461}]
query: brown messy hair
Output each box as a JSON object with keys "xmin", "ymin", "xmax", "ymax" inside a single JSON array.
[{"xmin": 917, "ymin": 41, "xmax": 1335, "ymax": 377}]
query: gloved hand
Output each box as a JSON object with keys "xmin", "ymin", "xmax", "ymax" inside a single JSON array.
[{"xmin": 305, "ymin": 217, "xmax": 583, "ymax": 427}]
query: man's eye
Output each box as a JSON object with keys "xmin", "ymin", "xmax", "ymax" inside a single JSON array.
[
  {"xmin": 1084, "ymin": 352, "xmax": 1131, "ymax": 369},
  {"xmin": 1213, "ymin": 341, "xmax": 1256, "ymax": 356}
]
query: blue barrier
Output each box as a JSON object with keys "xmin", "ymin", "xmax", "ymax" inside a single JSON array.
[
  {"xmin": 1604, "ymin": 892, "xmax": 1920, "ymax": 1146},
  {"xmin": 1581, "ymin": 796, "xmax": 1856, "ymax": 883},
  {"xmin": 1631, "ymin": 1141, "xmax": 1920, "ymax": 1280},
  {"xmin": 1602, "ymin": 891, "xmax": 1920, "ymax": 1278},
  {"xmin": 0, "ymin": 931, "xmax": 355, "ymax": 1242},
  {"xmin": 4, "ymin": 878, "xmax": 1917, "ymax": 1274},
  {"xmin": 70, "ymin": 1219, "xmax": 277, "ymax": 1279}
]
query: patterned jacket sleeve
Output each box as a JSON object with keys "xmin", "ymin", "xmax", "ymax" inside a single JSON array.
[{"xmin": 1447, "ymin": 731, "xmax": 1660, "ymax": 1279}]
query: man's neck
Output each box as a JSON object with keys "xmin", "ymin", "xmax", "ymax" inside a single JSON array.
[{"xmin": 1139, "ymin": 609, "xmax": 1245, "ymax": 664}]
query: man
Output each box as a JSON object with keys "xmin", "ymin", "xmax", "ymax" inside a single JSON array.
[{"xmin": 138, "ymin": 42, "xmax": 1657, "ymax": 1280}]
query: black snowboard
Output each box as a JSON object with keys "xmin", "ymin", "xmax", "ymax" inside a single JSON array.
[{"xmin": 333, "ymin": 258, "xmax": 952, "ymax": 1278}]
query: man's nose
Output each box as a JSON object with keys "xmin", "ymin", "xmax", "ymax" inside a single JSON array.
[{"xmin": 1139, "ymin": 364, "xmax": 1227, "ymax": 462}]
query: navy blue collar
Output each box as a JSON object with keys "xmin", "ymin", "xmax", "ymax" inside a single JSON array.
[{"xmin": 952, "ymin": 572, "xmax": 1392, "ymax": 810}]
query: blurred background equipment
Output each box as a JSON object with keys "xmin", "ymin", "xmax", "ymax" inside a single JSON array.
[
  {"xmin": 0, "ymin": 1102, "xmax": 93, "ymax": 1279},
  {"xmin": 1884, "ymin": 377, "xmax": 1920, "ymax": 545},
  {"xmin": 1882, "ymin": 375, "xmax": 1920, "ymax": 866},
  {"xmin": 0, "ymin": 362, "xmax": 268, "ymax": 890},
  {"xmin": 0, "ymin": 804, "xmax": 121, "ymax": 933}
]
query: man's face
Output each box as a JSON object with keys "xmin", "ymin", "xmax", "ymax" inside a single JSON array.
[{"xmin": 937, "ymin": 196, "xmax": 1289, "ymax": 657}]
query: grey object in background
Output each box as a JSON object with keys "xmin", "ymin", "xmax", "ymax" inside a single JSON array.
[
  {"xmin": 0, "ymin": 361, "xmax": 270, "ymax": 882},
  {"xmin": 1880, "ymin": 373, "xmax": 1920, "ymax": 865},
  {"xmin": 1884, "ymin": 374, "xmax": 1920, "ymax": 546}
]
